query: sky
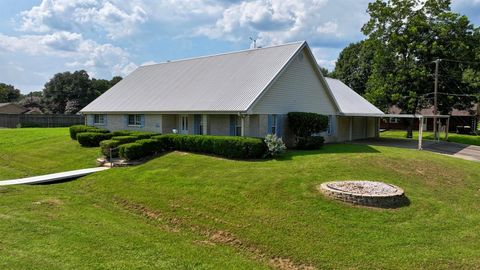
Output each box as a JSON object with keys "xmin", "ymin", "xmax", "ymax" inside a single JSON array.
[{"xmin": 0, "ymin": 0, "xmax": 479, "ymax": 94}]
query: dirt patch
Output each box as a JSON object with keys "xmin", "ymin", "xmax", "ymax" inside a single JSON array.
[
  {"xmin": 270, "ymin": 257, "xmax": 317, "ymax": 270},
  {"xmin": 115, "ymin": 197, "xmax": 316, "ymax": 270},
  {"xmin": 0, "ymin": 186, "xmax": 10, "ymax": 193},
  {"xmin": 33, "ymin": 198, "xmax": 63, "ymax": 206}
]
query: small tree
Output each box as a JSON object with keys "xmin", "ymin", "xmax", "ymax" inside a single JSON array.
[
  {"xmin": 287, "ymin": 112, "xmax": 328, "ymax": 150},
  {"xmin": 287, "ymin": 112, "xmax": 328, "ymax": 137}
]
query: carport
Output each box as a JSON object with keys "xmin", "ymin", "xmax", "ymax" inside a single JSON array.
[{"xmin": 382, "ymin": 114, "xmax": 451, "ymax": 150}]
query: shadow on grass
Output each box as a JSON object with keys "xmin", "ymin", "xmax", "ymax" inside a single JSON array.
[{"xmin": 276, "ymin": 143, "xmax": 381, "ymax": 161}]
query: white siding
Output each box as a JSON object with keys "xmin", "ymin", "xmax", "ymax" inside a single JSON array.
[{"xmin": 250, "ymin": 49, "xmax": 336, "ymax": 115}]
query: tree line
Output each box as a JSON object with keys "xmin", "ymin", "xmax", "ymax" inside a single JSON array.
[
  {"xmin": 0, "ymin": 71, "xmax": 122, "ymax": 114},
  {"xmin": 329, "ymin": 0, "xmax": 479, "ymax": 119}
]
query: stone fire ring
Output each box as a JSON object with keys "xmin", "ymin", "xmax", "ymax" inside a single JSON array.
[{"xmin": 319, "ymin": 181, "xmax": 407, "ymax": 208}]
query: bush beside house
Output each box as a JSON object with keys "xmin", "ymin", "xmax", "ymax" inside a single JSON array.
[
  {"xmin": 287, "ymin": 112, "xmax": 328, "ymax": 150},
  {"xmin": 69, "ymin": 125, "xmax": 109, "ymax": 140},
  {"xmin": 77, "ymin": 132, "xmax": 113, "ymax": 147}
]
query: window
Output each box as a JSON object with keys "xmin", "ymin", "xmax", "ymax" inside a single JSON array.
[
  {"xmin": 93, "ymin": 114, "xmax": 105, "ymax": 125},
  {"xmin": 198, "ymin": 115, "xmax": 207, "ymax": 135},
  {"xmin": 389, "ymin": 117, "xmax": 400, "ymax": 124},
  {"xmin": 235, "ymin": 116, "xmax": 242, "ymax": 136},
  {"xmin": 327, "ymin": 115, "xmax": 333, "ymax": 135},
  {"xmin": 270, "ymin": 114, "xmax": 277, "ymax": 135},
  {"xmin": 128, "ymin": 114, "xmax": 142, "ymax": 126}
]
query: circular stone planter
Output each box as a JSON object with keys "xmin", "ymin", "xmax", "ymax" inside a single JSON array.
[{"xmin": 319, "ymin": 181, "xmax": 407, "ymax": 208}]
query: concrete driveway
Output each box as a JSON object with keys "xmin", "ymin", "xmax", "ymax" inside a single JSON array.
[{"xmin": 354, "ymin": 138, "xmax": 480, "ymax": 162}]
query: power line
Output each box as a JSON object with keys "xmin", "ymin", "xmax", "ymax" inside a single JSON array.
[{"xmin": 438, "ymin": 58, "xmax": 480, "ymax": 65}]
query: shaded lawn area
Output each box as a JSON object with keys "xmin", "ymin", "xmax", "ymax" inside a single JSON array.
[
  {"xmin": 1, "ymin": 127, "xmax": 480, "ymax": 269},
  {"xmin": 381, "ymin": 129, "xmax": 480, "ymax": 146},
  {"xmin": 0, "ymin": 128, "xmax": 99, "ymax": 180}
]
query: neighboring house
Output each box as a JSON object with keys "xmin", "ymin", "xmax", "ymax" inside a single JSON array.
[
  {"xmin": 81, "ymin": 41, "xmax": 384, "ymax": 144},
  {"xmin": 0, "ymin": 103, "xmax": 28, "ymax": 114},
  {"xmin": 24, "ymin": 107, "xmax": 43, "ymax": 114},
  {"xmin": 382, "ymin": 105, "xmax": 479, "ymax": 132}
]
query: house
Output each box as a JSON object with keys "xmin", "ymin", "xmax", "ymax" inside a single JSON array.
[
  {"xmin": 80, "ymin": 41, "xmax": 384, "ymax": 144},
  {"xmin": 381, "ymin": 105, "xmax": 479, "ymax": 132},
  {"xmin": 0, "ymin": 103, "xmax": 28, "ymax": 114}
]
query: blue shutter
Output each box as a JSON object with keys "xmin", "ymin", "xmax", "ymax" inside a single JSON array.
[
  {"xmin": 267, "ymin": 114, "xmax": 273, "ymax": 134},
  {"xmin": 229, "ymin": 115, "xmax": 236, "ymax": 136},
  {"xmin": 194, "ymin": 114, "xmax": 201, "ymax": 135},
  {"xmin": 87, "ymin": 114, "xmax": 94, "ymax": 126},
  {"xmin": 124, "ymin": 115, "xmax": 129, "ymax": 127},
  {"xmin": 140, "ymin": 115, "xmax": 145, "ymax": 128},
  {"xmin": 277, "ymin": 114, "xmax": 284, "ymax": 138},
  {"xmin": 104, "ymin": 114, "xmax": 108, "ymax": 127}
]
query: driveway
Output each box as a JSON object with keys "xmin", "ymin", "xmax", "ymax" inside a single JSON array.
[{"xmin": 354, "ymin": 138, "xmax": 480, "ymax": 162}]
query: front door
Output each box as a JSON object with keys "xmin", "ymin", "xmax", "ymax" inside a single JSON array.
[{"xmin": 180, "ymin": 115, "xmax": 189, "ymax": 134}]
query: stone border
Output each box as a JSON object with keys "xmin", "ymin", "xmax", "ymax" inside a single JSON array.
[{"xmin": 318, "ymin": 181, "xmax": 408, "ymax": 208}]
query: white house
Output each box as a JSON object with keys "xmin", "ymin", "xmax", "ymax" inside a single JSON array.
[{"xmin": 80, "ymin": 41, "xmax": 384, "ymax": 144}]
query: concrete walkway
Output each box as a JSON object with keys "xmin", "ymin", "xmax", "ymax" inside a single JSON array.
[
  {"xmin": 0, "ymin": 167, "xmax": 110, "ymax": 186},
  {"xmin": 354, "ymin": 138, "xmax": 480, "ymax": 162}
]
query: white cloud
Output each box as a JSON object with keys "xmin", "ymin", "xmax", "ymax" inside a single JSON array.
[
  {"xmin": 19, "ymin": 0, "xmax": 147, "ymax": 39},
  {"xmin": 0, "ymin": 31, "xmax": 136, "ymax": 79}
]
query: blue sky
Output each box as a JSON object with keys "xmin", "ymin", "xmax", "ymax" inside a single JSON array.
[{"xmin": 0, "ymin": 0, "xmax": 479, "ymax": 93}]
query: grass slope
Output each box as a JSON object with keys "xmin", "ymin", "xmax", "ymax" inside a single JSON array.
[
  {"xmin": 0, "ymin": 128, "xmax": 99, "ymax": 180},
  {"xmin": 381, "ymin": 130, "xmax": 480, "ymax": 146},
  {"xmin": 1, "ymin": 128, "xmax": 480, "ymax": 269}
]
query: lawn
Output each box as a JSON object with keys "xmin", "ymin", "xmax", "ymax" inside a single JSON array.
[
  {"xmin": 381, "ymin": 129, "xmax": 480, "ymax": 146},
  {"xmin": 1, "ymin": 128, "xmax": 480, "ymax": 269},
  {"xmin": 0, "ymin": 128, "xmax": 100, "ymax": 180}
]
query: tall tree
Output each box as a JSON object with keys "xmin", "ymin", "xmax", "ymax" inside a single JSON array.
[
  {"xmin": 332, "ymin": 40, "xmax": 378, "ymax": 96},
  {"xmin": 43, "ymin": 70, "xmax": 95, "ymax": 114},
  {"xmin": 0, "ymin": 83, "xmax": 22, "ymax": 103},
  {"xmin": 361, "ymin": 0, "xmax": 479, "ymax": 136}
]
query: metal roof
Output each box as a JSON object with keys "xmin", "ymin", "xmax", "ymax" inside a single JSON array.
[
  {"xmin": 81, "ymin": 41, "xmax": 385, "ymax": 117},
  {"xmin": 324, "ymin": 78, "xmax": 384, "ymax": 116},
  {"xmin": 81, "ymin": 41, "xmax": 306, "ymax": 113}
]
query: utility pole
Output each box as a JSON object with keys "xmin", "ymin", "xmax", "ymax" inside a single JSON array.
[{"xmin": 433, "ymin": 59, "xmax": 440, "ymax": 140}]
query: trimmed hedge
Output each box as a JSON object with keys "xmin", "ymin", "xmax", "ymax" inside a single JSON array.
[
  {"xmin": 69, "ymin": 125, "xmax": 109, "ymax": 140},
  {"xmin": 296, "ymin": 136, "xmax": 324, "ymax": 150},
  {"xmin": 100, "ymin": 139, "xmax": 121, "ymax": 157},
  {"xmin": 119, "ymin": 134, "xmax": 268, "ymax": 160},
  {"xmin": 119, "ymin": 142, "xmax": 145, "ymax": 161},
  {"xmin": 112, "ymin": 130, "xmax": 158, "ymax": 139},
  {"xmin": 77, "ymin": 132, "xmax": 113, "ymax": 147},
  {"xmin": 111, "ymin": 135, "xmax": 139, "ymax": 144},
  {"xmin": 156, "ymin": 134, "xmax": 267, "ymax": 159}
]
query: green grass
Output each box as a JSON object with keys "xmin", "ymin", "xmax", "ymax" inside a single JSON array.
[
  {"xmin": 381, "ymin": 129, "xmax": 480, "ymax": 146},
  {"xmin": 0, "ymin": 128, "xmax": 100, "ymax": 180},
  {"xmin": 1, "ymin": 128, "xmax": 480, "ymax": 269}
]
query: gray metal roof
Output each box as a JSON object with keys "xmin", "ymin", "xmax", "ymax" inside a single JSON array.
[
  {"xmin": 81, "ymin": 41, "xmax": 384, "ymax": 117},
  {"xmin": 324, "ymin": 78, "xmax": 384, "ymax": 116},
  {"xmin": 81, "ymin": 41, "xmax": 306, "ymax": 113}
]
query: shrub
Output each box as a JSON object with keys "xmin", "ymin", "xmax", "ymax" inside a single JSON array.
[
  {"xmin": 136, "ymin": 139, "xmax": 162, "ymax": 155},
  {"xmin": 112, "ymin": 130, "xmax": 158, "ymax": 138},
  {"xmin": 264, "ymin": 134, "xmax": 286, "ymax": 157},
  {"xmin": 77, "ymin": 132, "xmax": 113, "ymax": 147},
  {"xmin": 287, "ymin": 112, "xmax": 328, "ymax": 137},
  {"xmin": 111, "ymin": 135, "xmax": 139, "ymax": 144},
  {"xmin": 130, "ymin": 131, "xmax": 158, "ymax": 139},
  {"xmin": 296, "ymin": 136, "xmax": 324, "ymax": 150},
  {"xmin": 69, "ymin": 125, "xmax": 109, "ymax": 140},
  {"xmin": 151, "ymin": 135, "xmax": 173, "ymax": 150},
  {"xmin": 154, "ymin": 134, "xmax": 267, "ymax": 159},
  {"xmin": 112, "ymin": 130, "xmax": 133, "ymax": 136},
  {"xmin": 100, "ymin": 140, "xmax": 121, "ymax": 157},
  {"xmin": 119, "ymin": 143, "xmax": 145, "ymax": 161}
]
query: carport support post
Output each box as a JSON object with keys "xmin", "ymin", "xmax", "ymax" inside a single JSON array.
[
  {"xmin": 418, "ymin": 117, "xmax": 424, "ymax": 150},
  {"xmin": 445, "ymin": 117, "xmax": 449, "ymax": 140}
]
